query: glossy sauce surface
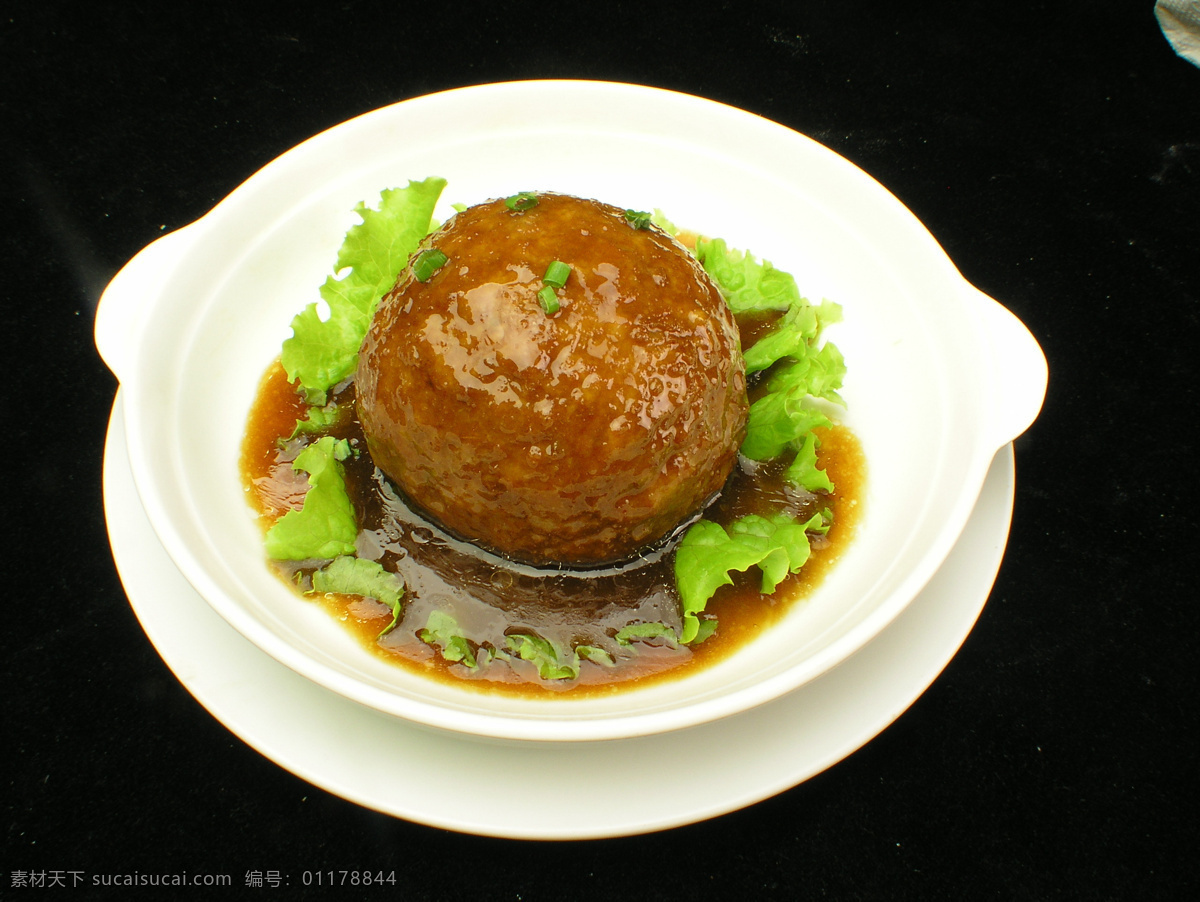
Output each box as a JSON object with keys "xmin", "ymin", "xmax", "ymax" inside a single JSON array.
[{"xmin": 241, "ymin": 351, "xmax": 864, "ymax": 696}]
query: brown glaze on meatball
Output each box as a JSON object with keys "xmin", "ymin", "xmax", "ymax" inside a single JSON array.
[{"xmin": 355, "ymin": 193, "xmax": 747, "ymax": 566}]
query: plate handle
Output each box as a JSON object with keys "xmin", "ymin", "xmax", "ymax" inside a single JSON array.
[
  {"xmin": 94, "ymin": 224, "xmax": 201, "ymax": 384},
  {"xmin": 966, "ymin": 283, "xmax": 1049, "ymax": 450}
]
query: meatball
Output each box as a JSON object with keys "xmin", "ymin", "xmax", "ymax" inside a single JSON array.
[{"xmin": 355, "ymin": 192, "xmax": 747, "ymax": 566}]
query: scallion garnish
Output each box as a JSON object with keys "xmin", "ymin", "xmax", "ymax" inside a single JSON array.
[
  {"xmin": 624, "ymin": 209, "xmax": 652, "ymax": 229},
  {"xmin": 537, "ymin": 285, "xmax": 561, "ymax": 314},
  {"xmin": 543, "ymin": 260, "xmax": 571, "ymax": 289},
  {"xmin": 413, "ymin": 248, "xmax": 449, "ymax": 282},
  {"xmin": 505, "ymin": 191, "xmax": 539, "ymax": 212}
]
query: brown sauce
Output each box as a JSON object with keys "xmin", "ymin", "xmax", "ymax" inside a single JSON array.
[{"xmin": 240, "ymin": 320, "xmax": 864, "ymax": 698}]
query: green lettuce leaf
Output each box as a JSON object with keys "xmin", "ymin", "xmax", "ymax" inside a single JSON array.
[
  {"xmin": 693, "ymin": 233, "xmax": 845, "ymax": 464},
  {"xmin": 741, "ymin": 339, "xmax": 845, "ymax": 463},
  {"xmin": 615, "ymin": 621, "xmax": 680, "ymax": 647},
  {"xmin": 504, "ymin": 633, "xmax": 579, "ymax": 681},
  {"xmin": 693, "ymin": 236, "xmax": 803, "ymax": 314},
  {"xmin": 263, "ymin": 436, "xmax": 358, "ymax": 561},
  {"xmin": 614, "ymin": 619, "xmax": 718, "ymax": 647},
  {"xmin": 763, "ymin": 343, "xmax": 847, "ymax": 407},
  {"xmin": 282, "ymin": 402, "xmax": 345, "ymax": 442},
  {"xmin": 575, "ymin": 645, "xmax": 615, "ymax": 666},
  {"xmin": 691, "ymin": 617, "xmax": 719, "ymax": 644},
  {"xmin": 280, "ymin": 177, "xmax": 447, "ymax": 404},
  {"xmin": 784, "ymin": 431, "xmax": 835, "ymax": 494},
  {"xmin": 674, "ymin": 511, "xmax": 831, "ymax": 643},
  {"xmin": 418, "ymin": 610, "xmax": 478, "ymax": 667},
  {"xmin": 741, "ymin": 385, "xmax": 833, "ymax": 461},
  {"xmin": 310, "ymin": 554, "xmax": 405, "ymax": 636},
  {"xmin": 742, "ymin": 298, "xmax": 843, "ymax": 375}
]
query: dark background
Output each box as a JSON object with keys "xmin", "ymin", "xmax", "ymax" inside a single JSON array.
[{"xmin": 4, "ymin": 1, "xmax": 1197, "ymax": 898}]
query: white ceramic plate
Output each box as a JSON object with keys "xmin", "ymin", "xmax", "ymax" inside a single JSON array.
[
  {"xmin": 94, "ymin": 81, "xmax": 1045, "ymax": 741},
  {"xmin": 104, "ymin": 392, "xmax": 1016, "ymax": 839}
]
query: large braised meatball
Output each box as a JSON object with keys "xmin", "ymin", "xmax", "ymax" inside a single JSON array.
[{"xmin": 355, "ymin": 192, "xmax": 747, "ymax": 565}]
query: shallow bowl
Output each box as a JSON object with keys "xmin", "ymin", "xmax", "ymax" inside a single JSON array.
[{"xmin": 95, "ymin": 80, "xmax": 1046, "ymax": 743}]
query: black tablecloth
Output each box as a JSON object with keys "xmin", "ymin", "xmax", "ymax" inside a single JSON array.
[{"xmin": 5, "ymin": 1, "xmax": 1197, "ymax": 897}]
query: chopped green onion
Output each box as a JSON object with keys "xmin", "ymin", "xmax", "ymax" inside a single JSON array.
[
  {"xmin": 543, "ymin": 260, "xmax": 571, "ymax": 289},
  {"xmin": 413, "ymin": 248, "xmax": 448, "ymax": 282},
  {"xmin": 537, "ymin": 285, "xmax": 561, "ymax": 314},
  {"xmin": 624, "ymin": 209, "xmax": 652, "ymax": 229},
  {"xmin": 505, "ymin": 191, "xmax": 539, "ymax": 212}
]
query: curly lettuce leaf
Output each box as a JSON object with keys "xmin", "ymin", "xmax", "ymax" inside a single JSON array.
[
  {"xmin": 693, "ymin": 236, "xmax": 803, "ymax": 314},
  {"xmin": 282, "ymin": 402, "xmax": 345, "ymax": 443},
  {"xmin": 415, "ymin": 617, "xmax": 612, "ymax": 676},
  {"xmin": 615, "ymin": 619, "xmax": 717, "ymax": 647},
  {"xmin": 691, "ymin": 617, "xmax": 719, "ymax": 644},
  {"xmin": 418, "ymin": 610, "xmax": 478, "ymax": 667},
  {"xmin": 664, "ymin": 228, "xmax": 846, "ymax": 638},
  {"xmin": 504, "ymin": 633, "xmax": 579, "ymax": 681},
  {"xmin": 763, "ymin": 343, "xmax": 847, "ymax": 407},
  {"xmin": 785, "ymin": 431, "xmax": 836, "ymax": 494},
  {"xmin": 281, "ymin": 177, "xmax": 447, "ymax": 403},
  {"xmin": 615, "ymin": 621, "xmax": 680, "ymax": 647},
  {"xmin": 263, "ymin": 436, "xmax": 357, "ymax": 561},
  {"xmin": 575, "ymin": 645, "xmax": 615, "ymax": 667},
  {"xmin": 741, "ymin": 386, "xmax": 833, "ymax": 461},
  {"xmin": 742, "ymin": 298, "xmax": 843, "ymax": 375},
  {"xmin": 674, "ymin": 511, "xmax": 831, "ymax": 643},
  {"xmin": 692, "ymin": 232, "xmax": 845, "ymax": 465},
  {"xmin": 311, "ymin": 554, "xmax": 405, "ymax": 636}
]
